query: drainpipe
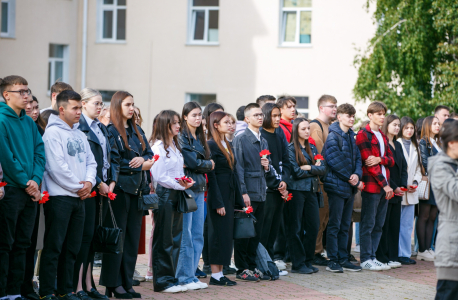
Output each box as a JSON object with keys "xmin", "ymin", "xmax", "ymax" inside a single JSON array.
[{"xmin": 81, "ymin": 0, "xmax": 88, "ymax": 89}]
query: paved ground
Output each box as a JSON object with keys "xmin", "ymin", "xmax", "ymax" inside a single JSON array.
[{"xmin": 93, "ymin": 220, "xmax": 437, "ymax": 300}]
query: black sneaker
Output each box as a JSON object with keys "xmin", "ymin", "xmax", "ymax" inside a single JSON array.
[
  {"xmin": 326, "ymin": 261, "xmax": 344, "ymax": 273},
  {"xmin": 75, "ymin": 291, "xmax": 91, "ymax": 300},
  {"xmin": 195, "ymin": 267, "xmax": 207, "ymax": 278},
  {"xmin": 398, "ymin": 257, "xmax": 416, "ymax": 265},
  {"xmin": 340, "ymin": 260, "xmax": 362, "ymax": 272},
  {"xmin": 39, "ymin": 295, "xmax": 58, "ymax": 300},
  {"xmin": 305, "ymin": 263, "xmax": 319, "ymax": 273},
  {"xmin": 253, "ymin": 268, "xmax": 270, "ymax": 281},
  {"xmin": 291, "ymin": 265, "xmax": 314, "ymax": 274},
  {"xmin": 209, "ymin": 276, "xmax": 237, "ymax": 286},
  {"xmin": 312, "ymin": 253, "xmax": 329, "ymax": 266},
  {"xmin": 132, "ymin": 279, "xmax": 140, "ymax": 286},
  {"xmin": 236, "ymin": 269, "xmax": 259, "ymax": 282},
  {"xmin": 222, "ymin": 265, "xmax": 237, "ymax": 275},
  {"xmin": 202, "ymin": 264, "xmax": 212, "ymax": 275},
  {"xmin": 349, "ymin": 254, "xmax": 358, "ymax": 262},
  {"xmin": 58, "ymin": 293, "xmax": 80, "ymax": 300}
]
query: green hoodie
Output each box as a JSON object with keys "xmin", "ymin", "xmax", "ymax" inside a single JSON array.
[{"xmin": 0, "ymin": 102, "xmax": 46, "ymax": 188}]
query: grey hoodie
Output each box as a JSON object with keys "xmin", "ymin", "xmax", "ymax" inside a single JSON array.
[
  {"xmin": 428, "ymin": 152, "xmax": 458, "ymax": 281},
  {"xmin": 42, "ymin": 114, "xmax": 97, "ymax": 197}
]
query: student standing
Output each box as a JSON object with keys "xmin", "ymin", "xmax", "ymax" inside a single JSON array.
[
  {"xmin": 434, "ymin": 105, "xmax": 450, "ymax": 127},
  {"xmin": 206, "ymin": 111, "xmax": 245, "ymax": 287},
  {"xmin": 417, "ymin": 116, "xmax": 441, "ymax": 261},
  {"xmin": 176, "ymin": 102, "xmax": 214, "ymax": 290},
  {"xmin": 39, "ymin": 90, "xmax": 97, "ymax": 300},
  {"xmin": 376, "ymin": 115, "xmax": 407, "ymax": 269},
  {"xmin": 100, "ymin": 91, "xmax": 154, "ymax": 299},
  {"xmin": 151, "ymin": 110, "xmax": 194, "ymax": 293},
  {"xmin": 40, "ymin": 82, "xmax": 73, "ymax": 113},
  {"xmin": 356, "ymin": 101, "xmax": 394, "ymax": 271},
  {"xmin": 287, "ymin": 118, "xmax": 327, "ymax": 274},
  {"xmin": 233, "ymin": 103, "xmax": 274, "ymax": 281},
  {"xmin": 0, "ymin": 76, "xmax": 46, "ymax": 300},
  {"xmin": 277, "ymin": 95, "xmax": 296, "ymax": 142},
  {"xmin": 322, "ymin": 104, "xmax": 363, "ymax": 273},
  {"xmin": 396, "ymin": 117, "xmax": 422, "ymax": 265}
]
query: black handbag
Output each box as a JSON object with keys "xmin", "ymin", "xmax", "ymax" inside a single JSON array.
[
  {"xmin": 233, "ymin": 211, "xmax": 257, "ymax": 239},
  {"xmin": 138, "ymin": 191, "xmax": 159, "ymax": 211},
  {"xmin": 93, "ymin": 198, "xmax": 123, "ymax": 254},
  {"xmin": 177, "ymin": 189, "xmax": 197, "ymax": 213}
]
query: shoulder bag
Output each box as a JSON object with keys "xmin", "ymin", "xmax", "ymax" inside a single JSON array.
[
  {"xmin": 234, "ymin": 211, "xmax": 257, "ymax": 239},
  {"xmin": 177, "ymin": 189, "xmax": 197, "ymax": 213},
  {"xmin": 93, "ymin": 198, "xmax": 123, "ymax": 254},
  {"xmin": 138, "ymin": 190, "xmax": 159, "ymax": 211},
  {"xmin": 418, "ymin": 143, "xmax": 431, "ymax": 200}
]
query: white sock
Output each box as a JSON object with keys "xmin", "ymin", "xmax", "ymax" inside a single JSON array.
[
  {"xmin": 211, "ymin": 272, "xmax": 223, "ymax": 280},
  {"xmin": 219, "ymin": 271, "xmax": 224, "ymax": 277},
  {"xmin": 8, "ymin": 295, "xmax": 20, "ymax": 300}
]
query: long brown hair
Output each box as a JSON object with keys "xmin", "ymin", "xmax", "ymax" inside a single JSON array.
[
  {"xmin": 151, "ymin": 110, "xmax": 182, "ymax": 158},
  {"xmin": 208, "ymin": 111, "xmax": 234, "ymax": 168},
  {"xmin": 421, "ymin": 116, "xmax": 441, "ymax": 148},
  {"xmin": 181, "ymin": 101, "xmax": 210, "ymax": 159},
  {"xmin": 292, "ymin": 118, "xmax": 315, "ymax": 166},
  {"xmin": 110, "ymin": 91, "xmax": 145, "ymax": 151},
  {"xmin": 381, "ymin": 114, "xmax": 400, "ymax": 140},
  {"xmin": 399, "ymin": 116, "xmax": 424, "ymax": 174}
]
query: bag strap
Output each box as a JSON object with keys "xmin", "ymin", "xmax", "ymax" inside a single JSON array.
[
  {"xmin": 98, "ymin": 198, "xmax": 103, "ymax": 226},
  {"xmin": 280, "ymin": 123, "xmax": 292, "ymax": 135},
  {"xmin": 311, "ymin": 119, "xmax": 325, "ymax": 142},
  {"xmin": 107, "ymin": 199, "xmax": 119, "ymax": 229}
]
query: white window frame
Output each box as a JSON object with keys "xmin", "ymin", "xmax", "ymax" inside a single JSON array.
[
  {"xmin": 185, "ymin": 93, "xmax": 217, "ymax": 110},
  {"xmin": 187, "ymin": 0, "xmax": 219, "ymax": 45},
  {"xmin": 97, "ymin": 0, "xmax": 127, "ymax": 43},
  {"xmin": 0, "ymin": 0, "xmax": 15, "ymax": 38},
  {"xmin": 48, "ymin": 45, "xmax": 69, "ymax": 93},
  {"xmin": 279, "ymin": 0, "xmax": 312, "ymax": 47}
]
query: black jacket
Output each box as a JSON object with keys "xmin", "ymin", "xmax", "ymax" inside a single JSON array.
[
  {"xmin": 107, "ymin": 122, "xmax": 153, "ymax": 195},
  {"xmin": 288, "ymin": 143, "xmax": 327, "ymax": 192},
  {"xmin": 419, "ymin": 138, "xmax": 439, "ymax": 175},
  {"xmin": 388, "ymin": 141, "xmax": 408, "ymax": 203},
  {"xmin": 79, "ymin": 115, "xmax": 120, "ymax": 189},
  {"xmin": 178, "ymin": 130, "xmax": 213, "ymax": 193}
]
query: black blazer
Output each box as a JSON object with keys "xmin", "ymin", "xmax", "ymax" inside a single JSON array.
[
  {"xmin": 388, "ymin": 140, "xmax": 408, "ymax": 203},
  {"xmin": 79, "ymin": 115, "xmax": 120, "ymax": 189},
  {"xmin": 419, "ymin": 138, "xmax": 439, "ymax": 175}
]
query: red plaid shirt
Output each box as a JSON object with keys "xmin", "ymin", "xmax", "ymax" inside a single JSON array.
[{"xmin": 356, "ymin": 124, "xmax": 395, "ymax": 194}]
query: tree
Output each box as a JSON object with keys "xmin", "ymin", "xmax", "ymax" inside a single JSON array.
[{"xmin": 353, "ymin": 0, "xmax": 458, "ymax": 120}]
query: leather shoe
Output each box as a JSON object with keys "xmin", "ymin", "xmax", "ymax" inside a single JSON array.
[
  {"xmin": 398, "ymin": 257, "xmax": 413, "ymax": 265},
  {"xmin": 312, "ymin": 254, "xmax": 328, "ymax": 266},
  {"xmin": 87, "ymin": 288, "xmax": 108, "ymax": 300}
]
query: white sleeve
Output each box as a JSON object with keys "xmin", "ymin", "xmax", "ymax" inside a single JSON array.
[{"xmin": 151, "ymin": 144, "xmax": 185, "ymax": 190}]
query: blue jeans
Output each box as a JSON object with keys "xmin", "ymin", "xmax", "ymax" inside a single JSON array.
[
  {"xmin": 360, "ymin": 190, "xmax": 388, "ymax": 263},
  {"xmin": 176, "ymin": 192, "xmax": 205, "ymax": 284},
  {"xmin": 398, "ymin": 205, "xmax": 415, "ymax": 258},
  {"xmin": 355, "ymin": 223, "xmax": 360, "ymax": 245},
  {"xmin": 326, "ymin": 193, "xmax": 355, "ymax": 263}
]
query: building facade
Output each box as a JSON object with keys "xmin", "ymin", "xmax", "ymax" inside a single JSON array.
[{"xmin": 0, "ymin": 0, "xmax": 374, "ymax": 133}]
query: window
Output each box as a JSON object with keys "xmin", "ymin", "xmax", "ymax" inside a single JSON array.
[
  {"xmin": 294, "ymin": 96, "xmax": 309, "ymax": 118},
  {"xmin": 188, "ymin": 0, "xmax": 219, "ymax": 45},
  {"xmin": 99, "ymin": 90, "xmax": 117, "ymax": 105},
  {"xmin": 186, "ymin": 93, "xmax": 217, "ymax": 107},
  {"xmin": 280, "ymin": 0, "xmax": 312, "ymax": 46},
  {"xmin": 98, "ymin": 0, "xmax": 126, "ymax": 42},
  {"xmin": 1, "ymin": 0, "xmax": 15, "ymax": 38},
  {"xmin": 48, "ymin": 44, "xmax": 69, "ymax": 91}
]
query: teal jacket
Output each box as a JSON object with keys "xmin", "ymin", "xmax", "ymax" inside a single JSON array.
[{"xmin": 0, "ymin": 102, "xmax": 46, "ymax": 188}]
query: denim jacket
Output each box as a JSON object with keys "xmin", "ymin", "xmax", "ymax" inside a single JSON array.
[{"xmin": 288, "ymin": 143, "xmax": 327, "ymax": 192}]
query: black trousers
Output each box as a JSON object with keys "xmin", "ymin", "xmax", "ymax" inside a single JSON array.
[
  {"xmin": 273, "ymin": 207, "xmax": 289, "ymax": 262},
  {"xmin": 39, "ymin": 196, "xmax": 85, "ymax": 296},
  {"xmin": 285, "ymin": 190, "xmax": 319, "ymax": 269},
  {"xmin": 73, "ymin": 195, "xmax": 108, "ymax": 292},
  {"xmin": 376, "ymin": 202, "xmax": 401, "ymax": 263},
  {"xmin": 0, "ymin": 186, "xmax": 37, "ymax": 297},
  {"xmin": 234, "ymin": 201, "xmax": 265, "ymax": 273},
  {"xmin": 21, "ymin": 202, "xmax": 40, "ymax": 296},
  {"xmin": 100, "ymin": 190, "xmax": 142, "ymax": 290},
  {"xmin": 202, "ymin": 216, "xmax": 209, "ymax": 266},
  {"xmin": 436, "ymin": 280, "xmax": 458, "ymax": 300},
  {"xmin": 152, "ymin": 186, "xmax": 183, "ymax": 292},
  {"xmin": 260, "ymin": 191, "xmax": 284, "ymax": 259}
]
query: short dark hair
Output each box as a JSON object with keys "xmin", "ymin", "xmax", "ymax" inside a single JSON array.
[
  {"xmin": 262, "ymin": 102, "xmax": 281, "ymax": 129},
  {"xmin": 0, "ymin": 75, "xmax": 28, "ymax": 98},
  {"xmin": 277, "ymin": 95, "xmax": 296, "ymax": 109},
  {"xmin": 434, "ymin": 105, "xmax": 450, "ymax": 114},
  {"xmin": 32, "ymin": 95, "xmax": 38, "ymax": 103},
  {"xmin": 50, "ymin": 81, "xmax": 73, "ymax": 100},
  {"xmin": 244, "ymin": 103, "xmax": 260, "ymax": 117},
  {"xmin": 336, "ymin": 103, "xmax": 356, "ymax": 116},
  {"xmin": 440, "ymin": 119, "xmax": 458, "ymax": 153},
  {"xmin": 256, "ymin": 95, "xmax": 276, "ymax": 106},
  {"xmin": 56, "ymin": 90, "xmax": 82, "ymax": 108},
  {"xmin": 367, "ymin": 101, "xmax": 387, "ymax": 115},
  {"xmin": 236, "ymin": 105, "xmax": 246, "ymax": 121}
]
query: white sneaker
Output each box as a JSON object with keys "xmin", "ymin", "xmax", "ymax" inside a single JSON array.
[
  {"xmin": 275, "ymin": 260, "xmax": 286, "ymax": 270},
  {"xmin": 279, "ymin": 270, "xmax": 288, "ymax": 276},
  {"xmin": 353, "ymin": 245, "xmax": 360, "ymax": 253},
  {"xmin": 133, "ymin": 270, "xmax": 146, "ymax": 282},
  {"xmin": 388, "ymin": 261, "xmax": 402, "ymax": 268},
  {"xmin": 417, "ymin": 250, "xmax": 434, "ymax": 261},
  {"xmin": 183, "ymin": 282, "xmax": 201, "ymax": 290},
  {"xmin": 195, "ymin": 281, "xmax": 208, "ymax": 289},
  {"xmin": 145, "ymin": 275, "xmax": 153, "ymax": 280},
  {"xmin": 411, "ymin": 250, "xmax": 418, "ymax": 257},
  {"xmin": 322, "ymin": 250, "xmax": 328, "ymax": 258},
  {"xmin": 361, "ymin": 260, "xmax": 382, "ymax": 271},
  {"xmin": 162, "ymin": 286, "xmax": 183, "ymax": 293},
  {"xmin": 428, "ymin": 248, "xmax": 435, "ymax": 256},
  {"xmin": 373, "ymin": 259, "xmax": 391, "ymax": 270}
]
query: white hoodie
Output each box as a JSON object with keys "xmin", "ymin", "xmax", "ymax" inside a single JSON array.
[{"xmin": 42, "ymin": 114, "xmax": 97, "ymax": 197}]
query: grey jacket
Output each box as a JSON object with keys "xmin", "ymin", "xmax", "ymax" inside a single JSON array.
[
  {"xmin": 233, "ymin": 128, "xmax": 275, "ymax": 202},
  {"xmin": 428, "ymin": 152, "xmax": 458, "ymax": 281}
]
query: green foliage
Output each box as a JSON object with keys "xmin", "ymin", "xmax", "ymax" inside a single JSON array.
[{"xmin": 354, "ymin": 0, "xmax": 458, "ymax": 120}]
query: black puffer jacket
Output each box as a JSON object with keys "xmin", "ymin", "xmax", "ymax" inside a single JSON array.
[{"xmin": 178, "ymin": 130, "xmax": 213, "ymax": 193}]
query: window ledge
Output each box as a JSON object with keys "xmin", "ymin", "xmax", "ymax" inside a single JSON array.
[
  {"xmin": 0, "ymin": 34, "xmax": 15, "ymax": 39},
  {"xmin": 96, "ymin": 40, "xmax": 127, "ymax": 44},
  {"xmin": 186, "ymin": 42, "xmax": 219, "ymax": 46},
  {"xmin": 278, "ymin": 44, "xmax": 312, "ymax": 48}
]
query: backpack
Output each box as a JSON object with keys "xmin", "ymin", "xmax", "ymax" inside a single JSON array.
[{"xmin": 255, "ymin": 243, "xmax": 280, "ymax": 280}]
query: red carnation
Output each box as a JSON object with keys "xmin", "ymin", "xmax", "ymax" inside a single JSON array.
[
  {"xmin": 244, "ymin": 206, "xmax": 253, "ymax": 214},
  {"xmin": 259, "ymin": 149, "xmax": 271, "ymax": 158},
  {"xmin": 410, "ymin": 185, "xmax": 418, "ymax": 189},
  {"xmin": 0, "ymin": 182, "xmax": 7, "ymax": 188},
  {"xmin": 308, "ymin": 137, "xmax": 316, "ymax": 146},
  {"xmin": 39, "ymin": 191, "xmax": 50, "ymax": 204},
  {"xmin": 153, "ymin": 154, "xmax": 160, "ymax": 161},
  {"xmin": 108, "ymin": 192, "xmax": 117, "ymax": 201},
  {"xmin": 90, "ymin": 191, "xmax": 97, "ymax": 198},
  {"xmin": 400, "ymin": 187, "xmax": 408, "ymax": 192},
  {"xmin": 175, "ymin": 176, "xmax": 192, "ymax": 183},
  {"xmin": 314, "ymin": 154, "xmax": 324, "ymax": 162},
  {"xmin": 283, "ymin": 193, "xmax": 293, "ymax": 202}
]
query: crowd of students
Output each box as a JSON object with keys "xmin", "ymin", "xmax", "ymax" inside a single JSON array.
[{"xmin": 0, "ymin": 75, "xmax": 458, "ymax": 300}]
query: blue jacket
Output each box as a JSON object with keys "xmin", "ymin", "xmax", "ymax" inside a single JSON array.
[
  {"xmin": 322, "ymin": 122, "xmax": 363, "ymax": 198},
  {"xmin": 288, "ymin": 143, "xmax": 327, "ymax": 192}
]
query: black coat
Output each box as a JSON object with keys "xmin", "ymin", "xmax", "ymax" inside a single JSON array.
[
  {"xmin": 419, "ymin": 138, "xmax": 440, "ymax": 205},
  {"xmin": 388, "ymin": 141, "xmax": 408, "ymax": 204},
  {"xmin": 206, "ymin": 139, "xmax": 245, "ymax": 265},
  {"xmin": 79, "ymin": 115, "xmax": 120, "ymax": 189}
]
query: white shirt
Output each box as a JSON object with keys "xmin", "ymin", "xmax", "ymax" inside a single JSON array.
[
  {"xmin": 83, "ymin": 113, "xmax": 110, "ymax": 181},
  {"xmin": 248, "ymin": 127, "xmax": 261, "ymax": 141},
  {"xmin": 373, "ymin": 130, "xmax": 387, "ymax": 182},
  {"xmin": 151, "ymin": 139, "xmax": 185, "ymax": 190},
  {"xmin": 430, "ymin": 138, "xmax": 442, "ymax": 153}
]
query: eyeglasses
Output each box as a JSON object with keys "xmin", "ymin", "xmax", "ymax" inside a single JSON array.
[
  {"xmin": 322, "ymin": 105, "xmax": 337, "ymax": 109},
  {"xmin": 7, "ymin": 89, "xmax": 32, "ymax": 97},
  {"xmin": 252, "ymin": 113, "xmax": 265, "ymax": 119}
]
